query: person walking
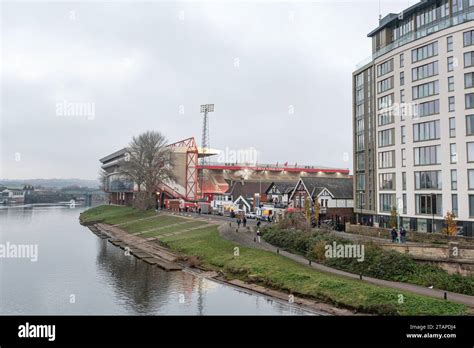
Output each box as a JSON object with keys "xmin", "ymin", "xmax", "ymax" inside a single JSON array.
[
  {"xmin": 391, "ymin": 227, "xmax": 397, "ymax": 243},
  {"xmin": 243, "ymin": 216, "xmax": 247, "ymax": 228},
  {"xmin": 256, "ymin": 229, "xmax": 261, "ymax": 243},
  {"xmin": 256, "ymin": 219, "xmax": 261, "ymax": 228},
  {"xmin": 237, "ymin": 218, "xmax": 241, "ymax": 229},
  {"xmin": 400, "ymin": 227, "xmax": 407, "ymax": 244}
]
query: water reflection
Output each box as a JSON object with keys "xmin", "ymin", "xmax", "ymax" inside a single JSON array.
[{"xmin": 0, "ymin": 205, "xmax": 314, "ymax": 315}]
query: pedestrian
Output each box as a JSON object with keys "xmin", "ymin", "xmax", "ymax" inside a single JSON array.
[
  {"xmin": 198, "ymin": 207, "xmax": 201, "ymax": 214},
  {"xmin": 243, "ymin": 216, "xmax": 247, "ymax": 228},
  {"xmin": 237, "ymin": 218, "xmax": 241, "ymax": 229},
  {"xmin": 256, "ymin": 219, "xmax": 261, "ymax": 228},
  {"xmin": 400, "ymin": 227, "xmax": 407, "ymax": 244},
  {"xmin": 391, "ymin": 227, "xmax": 397, "ymax": 243},
  {"xmin": 256, "ymin": 229, "xmax": 261, "ymax": 243}
]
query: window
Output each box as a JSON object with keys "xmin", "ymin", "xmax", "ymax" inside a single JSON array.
[
  {"xmin": 378, "ymin": 111, "xmax": 394, "ymax": 126},
  {"xmin": 415, "ymin": 194, "xmax": 442, "ymax": 215},
  {"xmin": 412, "ymin": 80, "xmax": 439, "ymax": 100},
  {"xmin": 451, "ymin": 169, "xmax": 457, "ymax": 190},
  {"xmin": 378, "ymin": 94, "xmax": 393, "ymax": 110},
  {"xmin": 356, "ymin": 134, "xmax": 365, "ymax": 151},
  {"xmin": 400, "ymin": 89, "xmax": 405, "ymax": 103},
  {"xmin": 412, "ymin": 41, "xmax": 438, "ymax": 63},
  {"xmin": 466, "ymin": 93, "xmax": 474, "ymax": 109},
  {"xmin": 377, "ymin": 76, "xmax": 394, "ymax": 93},
  {"xmin": 447, "ymin": 56, "xmax": 454, "ymax": 71},
  {"xmin": 413, "ymin": 120, "xmax": 440, "ymax": 142},
  {"xmin": 450, "ymin": 143, "xmax": 457, "ymax": 163},
  {"xmin": 400, "ymin": 53, "xmax": 404, "ymax": 68},
  {"xmin": 467, "ymin": 115, "xmax": 474, "ymax": 135},
  {"xmin": 402, "ymin": 148, "xmax": 406, "ymax": 167},
  {"xmin": 449, "ymin": 117, "xmax": 456, "ymax": 137},
  {"xmin": 414, "ymin": 145, "xmax": 441, "ymax": 165},
  {"xmin": 464, "ymin": 51, "xmax": 474, "ymax": 67},
  {"xmin": 447, "ymin": 36, "xmax": 453, "ymax": 52},
  {"xmin": 464, "ymin": 30, "xmax": 474, "ymax": 47},
  {"xmin": 402, "ymin": 194, "xmax": 407, "ymax": 214},
  {"xmin": 379, "ymin": 173, "xmax": 395, "ymax": 190},
  {"xmin": 378, "ymin": 150, "xmax": 395, "ymax": 168},
  {"xmin": 452, "ymin": 194, "xmax": 458, "ymax": 217},
  {"xmin": 449, "ymin": 96, "xmax": 455, "ymax": 111},
  {"xmin": 465, "ymin": 73, "xmax": 474, "ymax": 89},
  {"xmin": 377, "ymin": 59, "xmax": 394, "ymax": 77},
  {"xmin": 469, "ymin": 169, "xmax": 474, "ymax": 189},
  {"xmin": 400, "ymin": 71, "xmax": 405, "ymax": 86},
  {"xmin": 415, "ymin": 170, "xmax": 442, "ymax": 190},
  {"xmin": 378, "ymin": 128, "xmax": 395, "ymax": 147},
  {"xmin": 412, "ymin": 61, "xmax": 438, "ymax": 82},
  {"xmin": 470, "ymin": 195, "xmax": 474, "ymax": 217},
  {"xmin": 448, "ymin": 76, "xmax": 455, "ymax": 91},
  {"xmin": 356, "ymin": 153, "xmax": 365, "ymax": 171},
  {"xmin": 415, "ymin": 99, "xmax": 439, "ymax": 117},
  {"xmin": 453, "ymin": 0, "xmax": 463, "ymax": 13},
  {"xmin": 357, "ymin": 174, "xmax": 366, "ymax": 190},
  {"xmin": 379, "ymin": 194, "xmax": 395, "ymax": 212},
  {"xmin": 402, "ymin": 172, "xmax": 406, "ymax": 190},
  {"xmin": 468, "ymin": 142, "xmax": 474, "ymax": 162},
  {"xmin": 401, "ymin": 125, "xmax": 406, "ymax": 144}
]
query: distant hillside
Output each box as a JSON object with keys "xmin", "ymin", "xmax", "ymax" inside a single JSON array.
[{"xmin": 0, "ymin": 178, "xmax": 100, "ymax": 189}]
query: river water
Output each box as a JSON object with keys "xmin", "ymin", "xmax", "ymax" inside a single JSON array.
[{"xmin": 0, "ymin": 205, "xmax": 312, "ymax": 315}]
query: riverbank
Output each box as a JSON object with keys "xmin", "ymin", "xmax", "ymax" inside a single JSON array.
[{"xmin": 80, "ymin": 205, "xmax": 470, "ymax": 315}]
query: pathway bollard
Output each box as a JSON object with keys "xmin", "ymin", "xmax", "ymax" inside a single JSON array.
[
  {"xmin": 444, "ymin": 292, "xmax": 447, "ymax": 300},
  {"xmin": 360, "ymin": 274, "xmax": 362, "ymax": 280},
  {"xmin": 277, "ymin": 248, "xmax": 279, "ymax": 254}
]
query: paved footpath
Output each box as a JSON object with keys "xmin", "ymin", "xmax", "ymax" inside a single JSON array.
[{"xmin": 217, "ymin": 222, "xmax": 474, "ymax": 308}]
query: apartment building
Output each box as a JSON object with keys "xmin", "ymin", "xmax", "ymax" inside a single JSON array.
[{"xmin": 353, "ymin": 0, "xmax": 474, "ymax": 236}]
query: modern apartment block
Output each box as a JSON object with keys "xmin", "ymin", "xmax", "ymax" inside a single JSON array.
[{"xmin": 353, "ymin": 0, "xmax": 474, "ymax": 236}]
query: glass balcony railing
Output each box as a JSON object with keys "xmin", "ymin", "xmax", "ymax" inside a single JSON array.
[
  {"xmin": 108, "ymin": 180, "xmax": 134, "ymax": 192},
  {"xmin": 370, "ymin": 7, "xmax": 474, "ymax": 61}
]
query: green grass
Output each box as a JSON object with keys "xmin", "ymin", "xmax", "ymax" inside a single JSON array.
[{"xmin": 80, "ymin": 206, "xmax": 470, "ymax": 316}]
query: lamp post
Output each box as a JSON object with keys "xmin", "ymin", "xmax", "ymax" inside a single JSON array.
[{"xmin": 431, "ymin": 193, "xmax": 436, "ymax": 233}]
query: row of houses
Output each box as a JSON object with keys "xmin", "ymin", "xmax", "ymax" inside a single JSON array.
[{"xmin": 217, "ymin": 176, "xmax": 354, "ymax": 220}]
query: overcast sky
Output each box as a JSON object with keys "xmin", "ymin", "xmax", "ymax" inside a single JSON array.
[{"xmin": 1, "ymin": 0, "xmax": 409, "ymax": 180}]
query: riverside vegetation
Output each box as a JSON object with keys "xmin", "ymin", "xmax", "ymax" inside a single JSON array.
[
  {"xmin": 262, "ymin": 218, "xmax": 474, "ymax": 296},
  {"xmin": 80, "ymin": 206, "xmax": 470, "ymax": 315}
]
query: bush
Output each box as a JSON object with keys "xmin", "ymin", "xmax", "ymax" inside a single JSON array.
[{"xmin": 262, "ymin": 226, "xmax": 474, "ymax": 296}]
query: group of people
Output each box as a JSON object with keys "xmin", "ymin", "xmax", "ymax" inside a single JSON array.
[
  {"xmin": 236, "ymin": 216, "xmax": 247, "ymax": 228},
  {"xmin": 391, "ymin": 226, "xmax": 407, "ymax": 243}
]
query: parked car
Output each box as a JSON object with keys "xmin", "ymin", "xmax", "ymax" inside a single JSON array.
[{"xmin": 245, "ymin": 212, "xmax": 257, "ymax": 219}]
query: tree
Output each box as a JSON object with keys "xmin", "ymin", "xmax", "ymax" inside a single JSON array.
[
  {"xmin": 304, "ymin": 196, "xmax": 311, "ymax": 223},
  {"xmin": 313, "ymin": 199, "xmax": 320, "ymax": 227},
  {"xmin": 389, "ymin": 206, "xmax": 398, "ymax": 228},
  {"xmin": 119, "ymin": 131, "xmax": 175, "ymax": 210},
  {"xmin": 443, "ymin": 211, "xmax": 457, "ymax": 236}
]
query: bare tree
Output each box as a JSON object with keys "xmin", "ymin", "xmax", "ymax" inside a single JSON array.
[{"xmin": 120, "ymin": 131, "xmax": 175, "ymax": 209}]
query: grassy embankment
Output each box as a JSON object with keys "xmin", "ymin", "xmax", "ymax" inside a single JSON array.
[
  {"xmin": 262, "ymin": 227, "xmax": 474, "ymax": 296},
  {"xmin": 80, "ymin": 205, "xmax": 470, "ymax": 316}
]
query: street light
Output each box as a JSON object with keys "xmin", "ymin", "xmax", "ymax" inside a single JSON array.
[{"xmin": 431, "ymin": 193, "xmax": 436, "ymax": 233}]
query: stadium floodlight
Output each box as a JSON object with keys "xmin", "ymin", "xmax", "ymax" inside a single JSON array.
[
  {"xmin": 199, "ymin": 104, "xmax": 215, "ymax": 198},
  {"xmin": 200, "ymin": 104, "xmax": 214, "ymax": 113}
]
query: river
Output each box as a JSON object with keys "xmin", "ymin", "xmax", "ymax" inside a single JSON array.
[{"xmin": 0, "ymin": 205, "xmax": 313, "ymax": 315}]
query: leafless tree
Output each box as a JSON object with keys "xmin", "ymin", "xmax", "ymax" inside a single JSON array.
[{"xmin": 120, "ymin": 130, "xmax": 175, "ymax": 209}]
